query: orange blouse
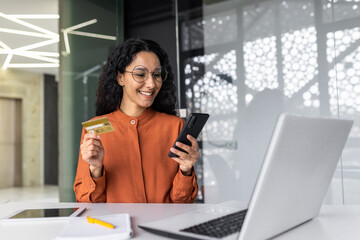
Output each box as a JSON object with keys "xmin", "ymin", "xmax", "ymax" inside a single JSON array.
[{"xmin": 73, "ymin": 108, "xmax": 198, "ymax": 203}]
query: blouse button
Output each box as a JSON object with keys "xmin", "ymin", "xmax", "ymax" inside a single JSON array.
[{"xmin": 130, "ymin": 119, "xmax": 136, "ymax": 125}]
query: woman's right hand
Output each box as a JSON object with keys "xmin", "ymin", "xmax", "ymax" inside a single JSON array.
[{"xmin": 80, "ymin": 133, "xmax": 104, "ymax": 178}]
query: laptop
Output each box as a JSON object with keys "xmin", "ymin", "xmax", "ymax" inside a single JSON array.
[{"xmin": 138, "ymin": 113, "xmax": 353, "ymax": 240}]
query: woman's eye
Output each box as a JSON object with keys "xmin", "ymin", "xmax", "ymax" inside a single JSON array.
[
  {"xmin": 135, "ymin": 73, "xmax": 146, "ymax": 77},
  {"xmin": 153, "ymin": 73, "xmax": 161, "ymax": 78}
]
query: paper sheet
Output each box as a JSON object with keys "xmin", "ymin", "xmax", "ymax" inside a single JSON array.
[{"xmin": 56, "ymin": 214, "xmax": 133, "ymax": 240}]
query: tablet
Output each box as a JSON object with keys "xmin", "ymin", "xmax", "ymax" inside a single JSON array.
[{"xmin": 2, "ymin": 207, "xmax": 86, "ymax": 221}]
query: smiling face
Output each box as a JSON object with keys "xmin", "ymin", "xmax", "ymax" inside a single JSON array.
[{"xmin": 117, "ymin": 51, "xmax": 163, "ymax": 117}]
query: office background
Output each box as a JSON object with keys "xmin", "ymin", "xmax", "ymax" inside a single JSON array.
[{"xmin": 0, "ymin": 0, "xmax": 359, "ymax": 204}]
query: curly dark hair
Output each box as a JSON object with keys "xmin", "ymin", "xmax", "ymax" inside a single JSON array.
[{"xmin": 96, "ymin": 38, "xmax": 177, "ymax": 116}]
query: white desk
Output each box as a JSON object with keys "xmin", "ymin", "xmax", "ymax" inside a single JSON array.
[{"xmin": 0, "ymin": 202, "xmax": 359, "ymax": 240}]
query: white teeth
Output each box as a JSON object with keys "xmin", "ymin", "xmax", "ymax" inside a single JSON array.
[{"xmin": 140, "ymin": 91, "xmax": 152, "ymax": 96}]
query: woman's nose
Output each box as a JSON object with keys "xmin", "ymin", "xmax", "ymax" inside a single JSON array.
[{"xmin": 145, "ymin": 74, "xmax": 157, "ymax": 87}]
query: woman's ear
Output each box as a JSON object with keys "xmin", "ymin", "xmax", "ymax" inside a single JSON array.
[{"xmin": 117, "ymin": 71, "xmax": 124, "ymax": 86}]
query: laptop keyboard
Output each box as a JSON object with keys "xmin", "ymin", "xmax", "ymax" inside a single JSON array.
[{"xmin": 180, "ymin": 209, "xmax": 248, "ymax": 238}]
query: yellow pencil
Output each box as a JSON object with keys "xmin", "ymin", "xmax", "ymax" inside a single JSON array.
[{"xmin": 87, "ymin": 216, "xmax": 115, "ymax": 229}]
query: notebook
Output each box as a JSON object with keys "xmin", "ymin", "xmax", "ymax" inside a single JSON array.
[
  {"xmin": 139, "ymin": 113, "xmax": 353, "ymax": 240},
  {"xmin": 56, "ymin": 214, "xmax": 133, "ymax": 240}
]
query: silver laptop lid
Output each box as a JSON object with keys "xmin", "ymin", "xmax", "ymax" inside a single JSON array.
[{"xmin": 239, "ymin": 113, "xmax": 353, "ymax": 240}]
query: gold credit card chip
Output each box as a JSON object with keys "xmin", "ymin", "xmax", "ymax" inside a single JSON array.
[{"xmin": 81, "ymin": 117, "xmax": 115, "ymax": 135}]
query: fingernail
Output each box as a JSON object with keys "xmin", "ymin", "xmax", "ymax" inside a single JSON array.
[{"xmin": 97, "ymin": 135, "xmax": 100, "ymax": 139}]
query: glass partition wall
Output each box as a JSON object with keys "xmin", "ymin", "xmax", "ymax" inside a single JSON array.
[
  {"xmin": 59, "ymin": 0, "xmax": 123, "ymax": 201},
  {"xmin": 177, "ymin": 0, "xmax": 360, "ymax": 204},
  {"xmin": 59, "ymin": 0, "xmax": 360, "ymax": 204}
]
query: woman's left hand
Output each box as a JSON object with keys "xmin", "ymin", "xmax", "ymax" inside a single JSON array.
[{"xmin": 170, "ymin": 134, "xmax": 200, "ymax": 176}]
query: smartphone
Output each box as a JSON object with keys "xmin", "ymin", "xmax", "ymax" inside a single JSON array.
[{"xmin": 168, "ymin": 113, "xmax": 210, "ymax": 158}]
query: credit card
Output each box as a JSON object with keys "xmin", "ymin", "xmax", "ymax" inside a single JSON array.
[{"xmin": 81, "ymin": 117, "xmax": 115, "ymax": 135}]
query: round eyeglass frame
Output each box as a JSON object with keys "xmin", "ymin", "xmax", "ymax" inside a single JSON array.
[{"xmin": 124, "ymin": 65, "xmax": 168, "ymax": 83}]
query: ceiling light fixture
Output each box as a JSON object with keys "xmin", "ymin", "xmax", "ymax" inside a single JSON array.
[
  {"xmin": 7, "ymin": 63, "xmax": 59, "ymax": 68},
  {"xmin": 0, "ymin": 12, "xmax": 59, "ymax": 69},
  {"xmin": 11, "ymin": 50, "xmax": 59, "ymax": 57},
  {"xmin": 15, "ymin": 52, "xmax": 59, "ymax": 64},
  {"xmin": 62, "ymin": 19, "xmax": 98, "ymax": 54},
  {"xmin": 68, "ymin": 31, "xmax": 116, "ymax": 40},
  {"xmin": 63, "ymin": 31, "xmax": 71, "ymax": 54},
  {"xmin": 7, "ymin": 14, "xmax": 59, "ymax": 19},
  {"xmin": 62, "ymin": 19, "xmax": 116, "ymax": 54},
  {"xmin": 0, "ymin": 40, "xmax": 11, "ymax": 69},
  {"xmin": 15, "ymin": 39, "xmax": 59, "ymax": 52},
  {"xmin": 0, "ymin": 49, "xmax": 59, "ymax": 57},
  {"xmin": 65, "ymin": 19, "xmax": 97, "ymax": 32},
  {"xmin": 0, "ymin": 27, "xmax": 54, "ymax": 38},
  {"xmin": 3, "ymin": 53, "xmax": 13, "ymax": 70},
  {"xmin": 0, "ymin": 13, "xmax": 117, "ymax": 70},
  {"xmin": 0, "ymin": 12, "xmax": 58, "ymax": 38},
  {"xmin": 0, "ymin": 40, "xmax": 10, "ymax": 50}
]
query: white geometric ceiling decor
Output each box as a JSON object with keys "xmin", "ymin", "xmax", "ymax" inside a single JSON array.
[
  {"xmin": 0, "ymin": 12, "xmax": 59, "ymax": 69},
  {"xmin": 0, "ymin": 12, "xmax": 116, "ymax": 70},
  {"xmin": 62, "ymin": 19, "xmax": 117, "ymax": 55}
]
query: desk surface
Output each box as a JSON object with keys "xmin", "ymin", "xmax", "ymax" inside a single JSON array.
[{"xmin": 0, "ymin": 202, "xmax": 359, "ymax": 240}]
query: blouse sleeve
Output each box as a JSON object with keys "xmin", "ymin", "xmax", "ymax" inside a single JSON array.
[
  {"xmin": 169, "ymin": 117, "xmax": 199, "ymax": 203},
  {"xmin": 170, "ymin": 168, "xmax": 198, "ymax": 203},
  {"xmin": 73, "ymin": 128, "xmax": 107, "ymax": 203}
]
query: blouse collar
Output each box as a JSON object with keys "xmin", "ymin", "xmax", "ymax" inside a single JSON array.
[{"xmin": 111, "ymin": 108, "xmax": 156, "ymax": 127}]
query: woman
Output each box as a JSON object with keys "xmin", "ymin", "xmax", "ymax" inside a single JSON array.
[{"xmin": 73, "ymin": 39, "xmax": 199, "ymax": 203}]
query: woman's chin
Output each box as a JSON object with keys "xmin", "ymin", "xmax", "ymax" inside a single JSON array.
[{"xmin": 140, "ymin": 101, "xmax": 154, "ymax": 108}]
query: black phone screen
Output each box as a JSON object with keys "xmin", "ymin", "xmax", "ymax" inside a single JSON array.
[{"xmin": 168, "ymin": 113, "xmax": 209, "ymax": 158}]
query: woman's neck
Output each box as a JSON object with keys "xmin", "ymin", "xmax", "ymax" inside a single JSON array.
[{"xmin": 119, "ymin": 104, "xmax": 147, "ymax": 117}]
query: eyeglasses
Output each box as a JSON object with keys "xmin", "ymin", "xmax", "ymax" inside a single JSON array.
[{"xmin": 124, "ymin": 65, "xmax": 167, "ymax": 83}]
